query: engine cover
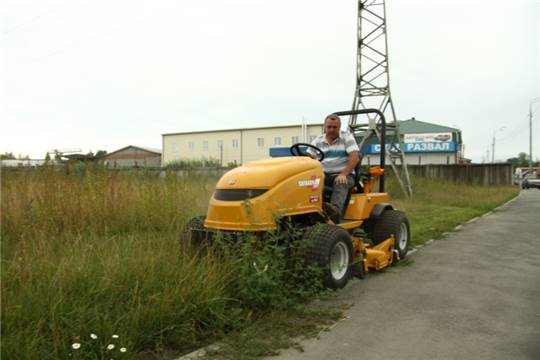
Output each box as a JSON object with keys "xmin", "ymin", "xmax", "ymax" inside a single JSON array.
[{"xmin": 205, "ymin": 157, "xmax": 324, "ymax": 231}]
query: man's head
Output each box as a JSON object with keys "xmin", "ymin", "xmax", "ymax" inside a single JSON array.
[{"xmin": 324, "ymin": 114, "xmax": 341, "ymax": 141}]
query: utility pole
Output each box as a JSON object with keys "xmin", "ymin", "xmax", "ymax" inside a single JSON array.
[
  {"xmin": 220, "ymin": 144, "xmax": 223, "ymax": 167},
  {"xmin": 491, "ymin": 138, "xmax": 495, "ymax": 163},
  {"xmin": 491, "ymin": 126, "xmax": 505, "ymax": 163},
  {"xmin": 530, "ymin": 106, "xmax": 533, "ymax": 170},
  {"xmin": 529, "ymin": 97, "xmax": 540, "ymax": 171}
]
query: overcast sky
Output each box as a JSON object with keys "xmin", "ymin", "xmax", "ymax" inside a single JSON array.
[{"xmin": 1, "ymin": 0, "xmax": 539, "ymax": 162}]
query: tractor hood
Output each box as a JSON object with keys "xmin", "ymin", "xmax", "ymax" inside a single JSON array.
[{"xmin": 217, "ymin": 157, "xmax": 321, "ymax": 189}]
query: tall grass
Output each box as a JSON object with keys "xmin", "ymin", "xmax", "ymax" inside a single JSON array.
[
  {"xmin": 1, "ymin": 166, "xmax": 323, "ymax": 359},
  {"xmin": 1, "ymin": 166, "xmax": 232, "ymax": 359},
  {"xmin": 1, "ymin": 166, "xmax": 214, "ymax": 240},
  {"xmin": 1, "ymin": 166, "xmax": 519, "ymax": 359}
]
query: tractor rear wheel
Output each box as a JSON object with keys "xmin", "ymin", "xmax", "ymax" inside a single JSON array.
[
  {"xmin": 372, "ymin": 210, "xmax": 411, "ymax": 261},
  {"xmin": 304, "ymin": 224, "xmax": 353, "ymax": 289}
]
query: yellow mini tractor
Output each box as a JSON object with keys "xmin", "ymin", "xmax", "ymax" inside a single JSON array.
[{"xmin": 186, "ymin": 109, "xmax": 410, "ymax": 289}]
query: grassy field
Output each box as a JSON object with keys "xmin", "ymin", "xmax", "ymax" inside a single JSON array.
[{"xmin": 1, "ymin": 166, "xmax": 519, "ymax": 359}]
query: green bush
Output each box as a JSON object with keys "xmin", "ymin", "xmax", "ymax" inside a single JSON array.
[{"xmin": 213, "ymin": 228, "xmax": 326, "ymax": 312}]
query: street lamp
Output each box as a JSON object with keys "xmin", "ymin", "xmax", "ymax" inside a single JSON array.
[
  {"xmin": 529, "ymin": 97, "xmax": 540, "ymax": 170},
  {"xmin": 491, "ymin": 126, "xmax": 506, "ymax": 163}
]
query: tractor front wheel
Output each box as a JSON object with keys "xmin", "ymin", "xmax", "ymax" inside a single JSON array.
[
  {"xmin": 183, "ymin": 216, "xmax": 211, "ymax": 247},
  {"xmin": 304, "ymin": 224, "xmax": 354, "ymax": 289}
]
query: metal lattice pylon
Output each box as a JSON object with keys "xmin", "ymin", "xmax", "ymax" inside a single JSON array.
[{"xmin": 349, "ymin": 0, "xmax": 412, "ymax": 198}]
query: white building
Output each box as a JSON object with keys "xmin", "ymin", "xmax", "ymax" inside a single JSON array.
[
  {"xmin": 162, "ymin": 124, "xmax": 323, "ymax": 166},
  {"xmin": 162, "ymin": 118, "xmax": 463, "ymax": 167},
  {"xmin": 0, "ymin": 159, "xmax": 47, "ymax": 167}
]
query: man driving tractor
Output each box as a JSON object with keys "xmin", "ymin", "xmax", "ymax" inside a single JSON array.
[
  {"xmin": 309, "ymin": 114, "xmax": 360, "ymax": 223},
  {"xmin": 188, "ymin": 108, "xmax": 410, "ymax": 289}
]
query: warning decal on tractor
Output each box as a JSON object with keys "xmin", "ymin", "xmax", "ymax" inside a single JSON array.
[{"xmin": 309, "ymin": 195, "xmax": 320, "ymax": 203}]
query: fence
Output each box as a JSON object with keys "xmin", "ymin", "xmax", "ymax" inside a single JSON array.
[
  {"xmin": 404, "ymin": 164, "xmax": 514, "ymax": 186},
  {"xmin": 164, "ymin": 164, "xmax": 514, "ymax": 186},
  {"xmin": 2, "ymin": 162, "xmax": 516, "ymax": 186}
]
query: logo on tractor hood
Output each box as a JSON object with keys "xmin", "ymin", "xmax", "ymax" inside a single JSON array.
[
  {"xmin": 228, "ymin": 179, "xmax": 237, "ymax": 185},
  {"xmin": 298, "ymin": 176, "xmax": 321, "ymax": 190}
]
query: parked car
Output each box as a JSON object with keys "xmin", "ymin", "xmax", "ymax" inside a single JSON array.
[
  {"xmin": 434, "ymin": 134, "xmax": 451, "ymax": 142},
  {"xmin": 522, "ymin": 172, "xmax": 540, "ymax": 189}
]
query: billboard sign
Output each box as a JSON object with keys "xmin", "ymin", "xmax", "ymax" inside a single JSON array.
[
  {"xmin": 366, "ymin": 142, "xmax": 457, "ymax": 154},
  {"xmin": 404, "ymin": 133, "xmax": 453, "ymax": 143}
]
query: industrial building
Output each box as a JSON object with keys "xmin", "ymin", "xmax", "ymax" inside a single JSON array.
[
  {"xmin": 162, "ymin": 124, "xmax": 324, "ymax": 167},
  {"xmin": 162, "ymin": 118, "xmax": 463, "ymax": 167},
  {"xmin": 103, "ymin": 146, "xmax": 161, "ymax": 168}
]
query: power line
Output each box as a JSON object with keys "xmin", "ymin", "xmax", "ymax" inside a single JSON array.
[{"xmin": 495, "ymin": 114, "xmax": 532, "ymax": 144}]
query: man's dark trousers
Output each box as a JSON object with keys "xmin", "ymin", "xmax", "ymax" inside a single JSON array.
[{"xmin": 324, "ymin": 173, "xmax": 354, "ymax": 216}]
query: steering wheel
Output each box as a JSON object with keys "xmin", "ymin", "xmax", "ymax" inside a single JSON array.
[{"xmin": 290, "ymin": 143, "xmax": 325, "ymax": 161}]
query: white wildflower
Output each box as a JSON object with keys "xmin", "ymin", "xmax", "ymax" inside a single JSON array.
[
  {"xmin": 120, "ymin": 347, "xmax": 127, "ymax": 352},
  {"xmin": 253, "ymin": 261, "xmax": 269, "ymax": 274},
  {"xmin": 72, "ymin": 343, "xmax": 81, "ymax": 350},
  {"xmin": 90, "ymin": 333, "xmax": 98, "ymax": 339},
  {"xmin": 107, "ymin": 344, "xmax": 115, "ymax": 350},
  {"xmin": 112, "ymin": 334, "xmax": 119, "ymax": 339}
]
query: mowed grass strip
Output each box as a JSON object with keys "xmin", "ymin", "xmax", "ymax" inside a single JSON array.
[{"xmin": 1, "ymin": 166, "xmax": 519, "ymax": 359}]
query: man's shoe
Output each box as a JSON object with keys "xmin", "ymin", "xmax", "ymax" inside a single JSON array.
[{"xmin": 323, "ymin": 203, "xmax": 341, "ymax": 224}]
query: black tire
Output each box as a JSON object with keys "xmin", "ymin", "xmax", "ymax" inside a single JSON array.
[
  {"xmin": 372, "ymin": 210, "xmax": 411, "ymax": 261},
  {"xmin": 183, "ymin": 216, "xmax": 211, "ymax": 247},
  {"xmin": 304, "ymin": 224, "xmax": 354, "ymax": 289}
]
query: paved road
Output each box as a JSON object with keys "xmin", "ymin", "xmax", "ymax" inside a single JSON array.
[{"xmin": 271, "ymin": 190, "xmax": 540, "ymax": 360}]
